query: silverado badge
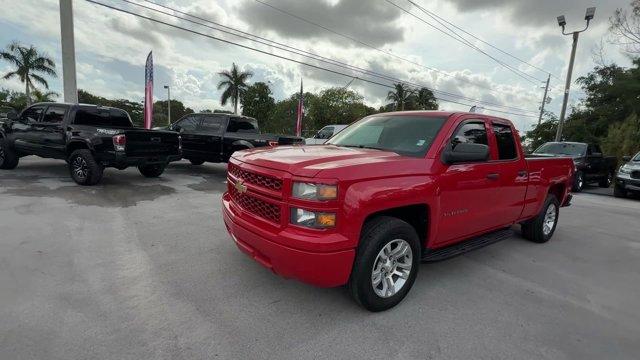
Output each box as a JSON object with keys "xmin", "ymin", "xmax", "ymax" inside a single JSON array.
[{"xmin": 234, "ymin": 179, "xmax": 247, "ymax": 194}]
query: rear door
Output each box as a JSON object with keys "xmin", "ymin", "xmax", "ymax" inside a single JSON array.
[
  {"xmin": 172, "ymin": 115, "xmax": 202, "ymax": 159},
  {"xmin": 195, "ymin": 114, "xmax": 225, "ymax": 162},
  {"xmin": 586, "ymin": 144, "xmax": 604, "ymax": 180},
  {"xmin": 435, "ymin": 117, "xmax": 504, "ymax": 246},
  {"xmin": 35, "ymin": 105, "xmax": 68, "ymax": 159},
  {"xmin": 487, "ymin": 121, "xmax": 529, "ymax": 224}
]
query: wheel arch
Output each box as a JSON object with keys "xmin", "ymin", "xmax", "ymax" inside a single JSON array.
[
  {"xmin": 361, "ymin": 204, "xmax": 430, "ymax": 252},
  {"xmin": 66, "ymin": 140, "xmax": 94, "ymax": 157}
]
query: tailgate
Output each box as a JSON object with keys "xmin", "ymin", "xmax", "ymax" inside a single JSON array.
[{"xmin": 124, "ymin": 130, "xmax": 180, "ymax": 157}]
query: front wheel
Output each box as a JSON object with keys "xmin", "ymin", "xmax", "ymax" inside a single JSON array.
[
  {"xmin": 598, "ymin": 172, "xmax": 613, "ymax": 188},
  {"xmin": 138, "ymin": 164, "xmax": 166, "ymax": 178},
  {"xmin": 572, "ymin": 171, "xmax": 584, "ymax": 192},
  {"xmin": 521, "ymin": 195, "xmax": 559, "ymax": 243},
  {"xmin": 68, "ymin": 149, "xmax": 103, "ymax": 185},
  {"xmin": 348, "ymin": 216, "xmax": 420, "ymax": 312},
  {"xmin": 0, "ymin": 139, "xmax": 19, "ymax": 170}
]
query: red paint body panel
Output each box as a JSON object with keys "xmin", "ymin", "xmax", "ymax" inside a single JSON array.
[{"xmin": 223, "ymin": 112, "xmax": 574, "ymax": 287}]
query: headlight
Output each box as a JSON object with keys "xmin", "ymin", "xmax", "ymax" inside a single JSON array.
[
  {"xmin": 290, "ymin": 208, "xmax": 336, "ymax": 228},
  {"xmin": 292, "ymin": 182, "xmax": 337, "ymax": 200},
  {"xmin": 618, "ymin": 164, "xmax": 631, "ymax": 174}
]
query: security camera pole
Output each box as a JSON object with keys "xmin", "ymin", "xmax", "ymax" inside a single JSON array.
[{"xmin": 554, "ymin": 7, "xmax": 596, "ymax": 141}]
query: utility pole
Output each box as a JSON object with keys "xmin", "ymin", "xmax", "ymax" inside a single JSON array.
[
  {"xmin": 538, "ymin": 74, "xmax": 551, "ymax": 126},
  {"xmin": 59, "ymin": 0, "xmax": 78, "ymax": 103},
  {"xmin": 554, "ymin": 7, "xmax": 596, "ymax": 141},
  {"xmin": 164, "ymin": 85, "xmax": 171, "ymax": 125}
]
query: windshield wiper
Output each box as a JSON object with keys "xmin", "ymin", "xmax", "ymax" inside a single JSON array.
[{"xmin": 340, "ymin": 144, "xmax": 385, "ymax": 151}]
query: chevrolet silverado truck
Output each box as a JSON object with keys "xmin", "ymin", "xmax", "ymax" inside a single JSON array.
[
  {"xmin": 532, "ymin": 141, "xmax": 617, "ymax": 192},
  {"xmin": 222, "ymin": 111, "xmax": 574, "ymax": 311},
  {"xmin": 0, "ymin": 103, "xmax": 181, "ymax": 185},
  {"xmin": 161, "ymin": 113, "xmax": 302, "ymax": 165}
]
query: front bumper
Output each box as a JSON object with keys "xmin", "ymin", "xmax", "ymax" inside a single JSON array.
[
  {"xmin": 615, "ymin": 175, "xmax": 640, "ymax": 192},
  {"xmin": 222, "ymin": 192, "xmax": 355, "ymax": 288}
]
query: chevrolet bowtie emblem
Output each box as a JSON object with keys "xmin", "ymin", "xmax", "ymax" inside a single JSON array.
[{"xmin": 234, "ymin": 179, "xmax": 247, "ymax": 194}]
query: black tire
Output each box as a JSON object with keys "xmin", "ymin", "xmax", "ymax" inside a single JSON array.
[
  {"xmin": 572, "ymin": 171, "xmax": 584, "ymax": 192},
  {"xmin": 68, "ymin": 149, "xmax": 103, "ymax": 186},
  {"xmin": 138, "ymin": 164, "xmax": 165, "ymax": 178},
  {"xmin": 613, "ymin": 184, "xmax": 627, "ymax": 198},
  {"xmin": 189, "ymin": 159, "xmax": 205, "ymax": 166},
  {"xmin": 521, "ymin": 195, "xmax": 560, "ymax": 243},
  {"xmin": 598, "ymin": 172, "xmax": 613, "ymax": 188},
  {"xmin": 0, "ymin": 139, "xmax": 19, "ymax": 170},
  {"xmin": 348, "ymin": 216, "xmax": 420, "ymax": 312}
]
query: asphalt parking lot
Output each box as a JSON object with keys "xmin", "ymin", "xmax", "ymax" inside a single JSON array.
[{"xmin": 1, "ymin": 157, "xmax": 639, "ymax": 360}]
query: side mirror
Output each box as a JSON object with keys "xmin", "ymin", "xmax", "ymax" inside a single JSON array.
[
  {"xmin": 7, "ymin": 111, "xmax": 18, "ymax": 120},
  {"xmin": 622, "ymin": 155, "xmax": 631, "ymax": 162},
  {"xmin": 172, "ymin": 125, "xmax": 181, "ymax": 132},
  {"xmin": 441, "ymin": 142, "xmax": 490, "ymax": 165}
]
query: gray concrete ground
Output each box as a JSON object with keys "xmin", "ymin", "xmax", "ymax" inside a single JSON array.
[{"xmin": 1, "ymin": 156, "xmax": 639, "ymax": 360}]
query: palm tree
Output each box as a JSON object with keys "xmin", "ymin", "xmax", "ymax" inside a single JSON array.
[
  {"xmin": 415, "ymin": 87, "xmax": 438, "ymax": 110},
  {"xmin": 31, "ymin": 89, "xmax": 59, "ymax": 103},
  {"xmin": 386, "ymin": 83, "xmax": 413, "ymax": 111},
  {"xmin": 1, "ymin": 41, "xmax": 57, "ymax": 106},
  {"xmin": 217, "ymin": 63, "xmax": 253, "ymax": 114}
]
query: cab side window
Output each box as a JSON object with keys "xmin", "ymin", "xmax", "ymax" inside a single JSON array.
[
  {"xmin": 42, "ymin": 106, "xmax": 67, "ymax": 124},
  {"xmin": 198, "ymin": 115, "xmax": 224, "ymax": 134},
  {"xmin": 21, "ymin": 106, "xmax": 45, "ymax": 123},
  {"xmin": 316, "ymin": 127, "xmax": 334, "ymax": 139},
  {"xmin": 174, "ymin": 116, "xmax": 199, "ymax": 132},
  {"xmin": 492, "ymin": 123, "xmax": 517, "ymax": 160},
  {"xmin": 452, "ymin": 121, "xmax": 488, "ymax": 148}
]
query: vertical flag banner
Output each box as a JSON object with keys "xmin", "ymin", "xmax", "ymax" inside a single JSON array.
[
  {"xmin": 295, "ymin": 79, "xmax": 303, "ymax": 137},
  {"xmin": 144, "ymin": 51, "xmax": 154, "ymax": 129}
]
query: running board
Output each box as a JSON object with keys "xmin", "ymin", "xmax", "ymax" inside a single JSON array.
[{"xmin": 421, "ymin": 228, "xmax": 514, "ymax": 262}]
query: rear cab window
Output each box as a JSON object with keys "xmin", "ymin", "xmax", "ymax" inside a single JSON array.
[
  {"xmin": 227, "ymin": 117, "xmax": 259, "ymax": 134},
  {"xmin": 73, "ymin": 107, "xmax": 133, "ymax": 128}
]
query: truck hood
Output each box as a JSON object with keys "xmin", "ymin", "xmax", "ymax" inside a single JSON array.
[{"xmin": 232, "ymin": 145, "xmax": 430, "ymax": 178}]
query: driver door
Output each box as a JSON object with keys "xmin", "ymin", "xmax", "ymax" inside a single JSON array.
[{"xmin": 12, "ymin": 105, "xmax": 46, "ymax": 155}]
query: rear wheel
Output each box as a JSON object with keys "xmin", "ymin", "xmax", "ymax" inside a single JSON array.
[
  {"xmin": 138, "ymin": 164, "xmax": 166, "ymax": 178},
  {"xmin": 0, "ymin": 139, "xmax": 19, "ymax": 170},
  {"xmin": 189, "ymin": 159, "xmax": 205, "ymax": 166},
  {"xmin": 68, "ymin": 149, "xmax": 103, "ymax": 185},
  {"xmin": 613, "ymin": 184, "xmax": 627, "ymax": 198},
  {"xmin": 521, "ymin": 195, "xmax": 559, "ymax": 243},
  {"xmin": 598, "ymin": 172, "xmax": 613, "ymax": 188},
  {"xmin": 348, "ymin": 216, "xmax": 420, "ymax": 312},
  {"xmin": 572, "ymin": 171, "xmax": 584, "ymax": 192}
]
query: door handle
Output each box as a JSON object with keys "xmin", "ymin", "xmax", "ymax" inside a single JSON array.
[
  {"xmin": 486, "ymin": 173, "xmax": 499, "ymax": 180},
  {"xmin": 517, "ymin": 170, "xmax": 528, "ymax": 177}
]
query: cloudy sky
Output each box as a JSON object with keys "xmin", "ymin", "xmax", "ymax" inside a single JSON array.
[{"xmin": 0, "ymin": 0, "xmax": 634, "ymax": 131}]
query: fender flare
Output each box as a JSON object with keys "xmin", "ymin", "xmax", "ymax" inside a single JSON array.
[
  {"xmin": 231, "ymin": 139, "xmax": 254, "ymax": 151},
  {"xmin": 66, "ymin": 138, "xmax": 96, "ymax": 156}
]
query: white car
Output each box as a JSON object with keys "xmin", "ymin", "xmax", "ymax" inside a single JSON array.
[{"xmin": 305, "ymin": 124, "xmax": 348, "ymax": 145}]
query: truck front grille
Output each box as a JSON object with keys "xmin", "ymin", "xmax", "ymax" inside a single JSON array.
[
  {"xmin": 229, "ymin": 186, "xmax": 281, "ymax": 223},
  {"xmin": 228, "ymin": 163, "xmax": 283, "ymax": 192}
]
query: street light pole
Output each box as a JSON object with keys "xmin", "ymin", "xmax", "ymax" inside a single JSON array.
[
  {"xmin": 554, "ymin": 7, "xmax": 596, "ymax": 141},
  {"xmin": 59, "ymin": 0, "xmax": 78, "ymax": 103},
  {"xmin": 538, "ymin": 74, "xmax": 551, "ymax": 126},
  {"xmin": 164, "ymin": 85, "xmax": 171, "ymax": 126}
]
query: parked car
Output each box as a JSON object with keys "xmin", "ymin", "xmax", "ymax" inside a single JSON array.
[
  {"xmin": 162, "ymin": 113, "xmax": 302, "ymax": 165},
  {"xmin": 222, "ymin": 111, "xmax": 574, "ymax": 311},
  {"xmin": 532, "ymin": 141, "xmax": 617, "ymax": 192},
  {"xmin": 304, "ymin": 124, "xmax": 348, "ymax": 144},
  {"xmin": 0, "ymin": 106, "xmax": 16, "ymax": 119},
  {"xmin": 614, "ymin": 151, "xmax": 640, "ymax": 198},
  {"xmin": 0, "ymin": 103, "xmax": 181, "ymax": 185}
]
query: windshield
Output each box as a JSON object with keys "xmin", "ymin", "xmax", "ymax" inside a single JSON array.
[
  {"xmin": 534, "ymin": 142, "xmax": 586, "ymax": 156},
  {"xmin": 327, "ymin": 115, "xmax": 447, "ymax": 157},
  {"xmin": 633, "ymin": 152, "xmax": 640, "ymax": 162}
]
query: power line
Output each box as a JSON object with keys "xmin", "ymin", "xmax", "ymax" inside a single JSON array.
[
  {"xmin": 386, "ymin": 0, "xmax": 544, "ymax": 85},
  {"xmin": 250, "ymin": 0, "xmax": 514, "ymax": 94},
  {"xmin": 125, "ymin": 0, "xmax": 539, "ymax": 114},
  {"xmin": 82, "ymin": 0, "xmax": 539, "ymax": 119},
  {"xmin": 405, "ymin": 0, "xmax": 561, "ymax": 80}
]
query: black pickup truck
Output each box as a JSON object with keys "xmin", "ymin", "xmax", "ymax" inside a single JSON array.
[
  {"xmin": 532, "ymin": 141, "xmax": 618, "ymax": 192},
  {"xmin": 161, "ymin": 113, "xmax": 302, "ymax": 165},
  {"xmin": 0, "ymin": 103, "xmax": 181, "ymax": 185}
]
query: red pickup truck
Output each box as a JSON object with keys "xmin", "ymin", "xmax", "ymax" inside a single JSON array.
[{"xmin": 222, "ymin": 111, "xmax": 574, "ymax": 311}]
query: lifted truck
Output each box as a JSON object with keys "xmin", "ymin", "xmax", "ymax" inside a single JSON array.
[
  {"xmin": 161, "ymin": 113, "xmax": 302, "ymax": 165},
  {"xmin": 223, "ymin": 111, "xmax": 574, "ymax": 311},
  {"xmin": 0, "ymin": 103, "xmax": 181, "ymax": 185}
]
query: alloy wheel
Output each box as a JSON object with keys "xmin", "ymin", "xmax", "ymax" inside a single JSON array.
[
  {"xmin": 371, "ymin": 239, "xmax": 413, "ymax": 298},
  {"xmin": 542, "ymin": 203, "xmax": 557, "ymax": 236},
  {"xmin": 72, "ymin": 156, "xmax": 88, "ymax": 181}
]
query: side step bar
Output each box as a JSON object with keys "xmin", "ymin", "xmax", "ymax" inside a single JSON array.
[{"xmin": 421, "ymin": 228, "xmax": 514, "ymax": 262}]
